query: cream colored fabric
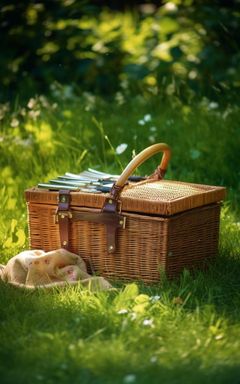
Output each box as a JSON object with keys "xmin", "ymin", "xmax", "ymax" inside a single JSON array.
[{"xmin": 0, "ymin": 248, "xmax": 112, "ymax": 290}]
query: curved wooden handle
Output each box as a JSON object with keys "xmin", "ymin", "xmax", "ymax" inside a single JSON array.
[{"xmin": 115, "ymin": 143, "xmax": 171, "ymax": 188}]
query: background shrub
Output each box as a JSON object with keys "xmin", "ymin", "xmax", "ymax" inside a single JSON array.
[{"xmin": 1, "ymin": 0, "xmax": 240, "ymax": 102}]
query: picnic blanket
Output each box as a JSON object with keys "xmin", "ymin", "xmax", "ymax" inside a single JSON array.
[{"xmin": 0, "ymin": 248, "xmax": 112, "ymax": 290}]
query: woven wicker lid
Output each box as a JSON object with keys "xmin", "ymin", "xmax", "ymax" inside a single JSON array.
[
  {"xmin": 25, "ymin": 179, "xmax": 226, "ymax": 216},
  {"xmin": 121, "ymin": 179, "xmax": 226, "ymax": 215}
]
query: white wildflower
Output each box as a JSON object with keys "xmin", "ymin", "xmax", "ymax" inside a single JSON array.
[
  {"xmin": 209, "ymin": 102, "xmax": 219, "ymax": 110},
  {"xmin": 143, "ymin": 319, "xmax": 154, "ymax": 327},
  {"xmin": 130, "ymin": 312, "xmax": 137, "ymax": 320},
  {"xmin": 164, "ymin": 2, "xmax": 178, "ymax": 12},
  {"xmin": 28, "ymin": 110, "xmax": 40, "ymax": 120},
  {"xmin": 123, "ymin": 374, "xmax": 136, "ymax": 383},
  {"xmin": 62, "ymin": 85, "xmax": 74, "ymax": 99},
  {"xmin": 10, "ymin": 118, "xmax": 19, "ymax": 128},
  {"xmin": 144, "ymin": 114, "xmax": 152, "ymax": 122},
  {"xmin": 187, "ymin": 54, "xmax": 199, "ymax": 63},
  {"xmin": 215, "ymin": 334, "xmax": 224, "ymax": 341},
  {"xmin": 115, "ymin": 92, "xmax": 125, "ymax": 105},
  {"xmin": 150, "ymin": 356, "xmax": 158, "ymax": 363},
  {"xmin": 138, "ymin": 119, "xmax": 145, "ymax": 125},
  {"xmin": 150, "ymin": 126, "xmax": 157, "ymax": 132},
  {"xmin": 117, "ymin": 309, "xmax": 128, "ymax": 315},
  {"xmin": 0, "ymin": 102, "xmax": 9, "ymax": 116},
  {"xmin": 190, "ymin": 149, "xmax": 201, "ymax": 160},
  {"xmin": 148, "ymin": 135, "xmax": 155, "ymax": 143},
  {"xmin": 20, "ymin": 108, "xmax": 26, "ymax": 116},
  {"xmin": 19, "ymin": 138, "xmax": 33, "ymax": 147},
  {"xmin": 39, "ymin": 95, "xmax": 50, "ymax": 108},
  {"xmin": 188, "ymin": 70, "xmax": 198, "ymax": 79},
  {"xmin": 150, "ymin": 295, "xmax": 161, "ymax": 303},
  {"xmin": 222, "ymin": 108, "xmax": 231, "ymax": 119},
  {"xmin": 27, "ymin": 98, "xmax": 36, "ymax": 109},
  {"xmin": 116, "ymin": 143, "xmax": 128, "ymax": 154},
  {"xmin": 85, "ymin": 105, "xmax": 92, "ymax": 112},
  {"xmin": 166, "ymin": 119, "xmax": 174, "ymax": 126}
]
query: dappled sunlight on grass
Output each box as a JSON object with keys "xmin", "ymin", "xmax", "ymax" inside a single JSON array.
[
  {"xmin": 0, "ymin": 91, "xmax": 240, "ymax": 383},
  {"xmin": 25, "ymin": 120, "xmax": 55, "ymax": 154}
]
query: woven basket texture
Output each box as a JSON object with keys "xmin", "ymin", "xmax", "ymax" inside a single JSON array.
[{"xmin": 26, "ymin": 201, "xmax": 221, "ymax": 282}]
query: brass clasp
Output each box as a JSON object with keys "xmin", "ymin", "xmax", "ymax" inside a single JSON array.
[
  {"xmin": 54, "ymin": 210, "xmax": 72, "ymax": 224},
  {"xmin": 119, "ymin": 216, "xmax": 126, "ymax": 229}
]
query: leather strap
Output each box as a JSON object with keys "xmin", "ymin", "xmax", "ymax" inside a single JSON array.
[
  {"xmin": 55, "ymin": 190, "xmax": 126, "ymax": 254},
  {"xmin": 102, "ymin": 197, "xmax": 118, "ymax": 214},
  {"xmin": 109, "ymin": 184, "xmax": 125, "ymax": 200},
  {"xmin": 71, "ymin": 211, "xmax": 126, "ymax": 253},
  {"xmin": 101, "ymin": 183, "xmax": 125, "ymax": 214},
  {"xmin": 57, "ymin": 190, "xmax": 71, "ymax": 250},
  {"xmin": 148, "ymin": 166, "xmax": 166, "ymax": 180},
  {"xmin": 58, "ymin": 189, "xmax": 71, "ymax": 210},
  {"xmin": 71, "ymin": 211, "xmax": 125, "ymax": 226}
]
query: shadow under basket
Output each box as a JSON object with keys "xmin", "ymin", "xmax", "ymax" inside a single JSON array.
[{"xmin": 25, "ymin": 143, "xmax": 226, "ymax": 283}]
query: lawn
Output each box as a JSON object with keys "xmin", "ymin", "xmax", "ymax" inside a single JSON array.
[{"xmin": 0, "ymin": 91, "xmax": 240, "ymax": 384}]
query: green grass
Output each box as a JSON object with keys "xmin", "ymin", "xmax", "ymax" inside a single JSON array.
[{"xmin": 0, "ymin": 90, "xmax": 240, "ymax": 383}]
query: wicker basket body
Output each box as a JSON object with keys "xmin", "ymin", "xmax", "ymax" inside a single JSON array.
[
  {"xmin": 25, "ymin": 144, "xmax": 226, "ymax": 282},
  {"xmin": 26, "ymin": 187, "xmax": 223, "ymax": 282}
]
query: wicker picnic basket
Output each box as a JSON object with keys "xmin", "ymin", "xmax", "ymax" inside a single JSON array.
[{"xmin": 25, "ymin": 143, "xmax": 226, "ymax": 283}]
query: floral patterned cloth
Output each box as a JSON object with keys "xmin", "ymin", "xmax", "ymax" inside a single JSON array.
[{"xmin": 0, "ymin": 248, "xmax": 112, "ymax": 290}]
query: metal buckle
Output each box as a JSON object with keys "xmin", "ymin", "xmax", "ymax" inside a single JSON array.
[
  {"xmin": 120, "ymin": 216, "xmax": 126, "ymax": 229},
  {"xmin": 118, "ymin": 200, "xmax": 122, "ymax": 214},
  {"xmin": 54, "ymin": 210, "xmax": 72, "ymax": 224}
]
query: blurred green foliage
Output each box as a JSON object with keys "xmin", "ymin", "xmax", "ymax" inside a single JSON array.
[{"xmin": 1, "ymin": 0, "xmax": 240, "ymax": 101}]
